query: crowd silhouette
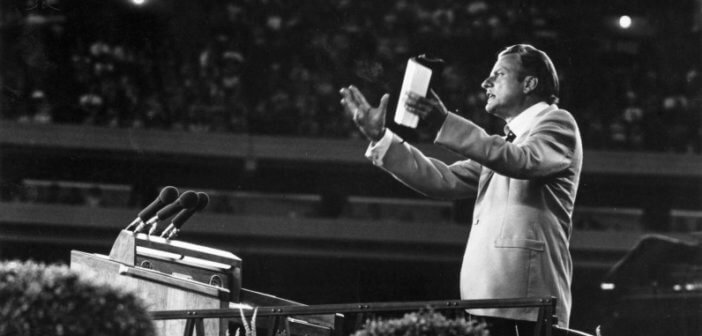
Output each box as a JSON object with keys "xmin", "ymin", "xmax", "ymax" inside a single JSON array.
[{"xmin": 1, "ymin": 0, "xmax": 700, "ymax": 152}]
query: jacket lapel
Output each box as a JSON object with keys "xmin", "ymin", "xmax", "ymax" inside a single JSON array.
[
  {"xmin": 477, "ymin": 167, "xmax": 494, "ymax": 197},
  {"xmin": 475, "ymin": 105, "xmax": 556, "ymax": 196}
]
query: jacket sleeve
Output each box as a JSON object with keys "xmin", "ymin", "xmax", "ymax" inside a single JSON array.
[
  {"xmin": 366, "ymin": 132, "xmax": 480, "ymax": 200},
  {"xmin": 435, "ymin": 110, "xmax": 578, "ymax": 179}
]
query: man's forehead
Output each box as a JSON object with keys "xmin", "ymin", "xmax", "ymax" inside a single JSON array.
[{"xmin": 492, "ymin": 54, "xmax": 521, "ymax": 72}]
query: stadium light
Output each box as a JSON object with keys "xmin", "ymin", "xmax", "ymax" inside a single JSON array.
[
  {"xmin": 131, "ymin": 0, "xmax": 146, "ymax": 5},
  {"xmin": 600, "ymin": 283, "xmax": 615, "ymax": 290},
  {"xmin": 618, "ymin": 15, "xmax": 632, "ymax": 29}
]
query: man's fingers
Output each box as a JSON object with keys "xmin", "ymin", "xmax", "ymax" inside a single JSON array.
[
  {"xmin": 339, "ymin": 87, "xmax": 355, "ymax": 104},
  {"xmin": 405, "ymin": 91, "xmax": 432, "ymax": 106},
  {"xmin": 429, "ymin": 89, "xmax": 447, "ymax": 111},
  {"xmin": 349, "ymin": 86, "xmax": 371, "ymax": 109},
  {"xmin": 339, "ymin": 87, "xmax": 362, "ymax": 114},
  {"xmin": 405, "ymin": 95, "xmax": 432, "ymax": 112},
  {"xmin": 430, "ymin": 89, "xmax": 441, "ymax": 100},
  {"xmin": 340, "ymin": 98, "xmax": 356, "ymax": 116},
  {"xmin": 342, "ymin": 86, "xmax": 391, "ymax": 121},
  {"xmin": 378, "ymin": 93, "xmax": 390, "ymax": 112},
  {"xmin": 340, "ymin": 98, "xmax": 356, "ymax": 114}
]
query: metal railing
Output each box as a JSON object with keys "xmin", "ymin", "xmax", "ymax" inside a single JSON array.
[{"xmin": 151, "ymin": 297, "xmax": 557, "ymax": 336}]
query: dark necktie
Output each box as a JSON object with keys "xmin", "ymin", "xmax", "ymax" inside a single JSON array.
[{"xmin": 505, "ymin": 130, "xmax": 516, "ymax": 143}]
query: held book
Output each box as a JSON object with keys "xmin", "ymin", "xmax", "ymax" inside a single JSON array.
[{"xmin": 394, "ymin": 58, "xmax": 432, "ymax": 128}]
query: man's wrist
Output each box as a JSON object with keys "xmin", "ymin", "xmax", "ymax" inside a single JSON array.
[
  {"xmin": 370, "ymin": 127, "xmax": 386, "ymax": 142},
  {"xmin": 423, "ymin": 109, "xmax": 448, "ymax": 136}
]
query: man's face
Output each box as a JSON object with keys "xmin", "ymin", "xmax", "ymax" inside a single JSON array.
[{"xmin": 481, "ymin": 54, "xmax": 527, "ymax": 120}]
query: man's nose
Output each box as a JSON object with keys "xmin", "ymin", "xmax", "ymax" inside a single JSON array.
[{"xmin": 481, "ymin": 77, "xmax": 493, "ymax": 89}]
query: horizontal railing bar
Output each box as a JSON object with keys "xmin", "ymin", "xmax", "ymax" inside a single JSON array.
[{"xmin": 151, "ymin": 297, "xmax": 555, "ymax": 320}]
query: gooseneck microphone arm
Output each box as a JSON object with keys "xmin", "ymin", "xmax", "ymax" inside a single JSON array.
[
  {"xmin": 125, "ymin": 186, "xmax": 179, "ymax": 230},
  {"xmin": 161, "ymin": 192, "xmax": 210, "ymax": 239},
  {"xmin": 136, "ymin": 190, "xmax": 198, "ymax": 234}
]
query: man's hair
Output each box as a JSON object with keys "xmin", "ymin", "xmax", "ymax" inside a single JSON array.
[
  {"xmin": 499, "ymin": 44, "xmax": 560, "ymax": 104},
  {"xmin": 0, "ymin": 260, "xmax": 156, "ymax": 336}
]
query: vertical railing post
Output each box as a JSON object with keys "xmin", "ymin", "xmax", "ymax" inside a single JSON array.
[{"xmin": 183, "ymin": 317, "xmax": 206, "ymax": 336}]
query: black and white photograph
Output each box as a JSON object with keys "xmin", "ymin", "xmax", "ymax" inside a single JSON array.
[{"xmin": 0, "ymin": 0, "xmax": 700, "ymax": 335}]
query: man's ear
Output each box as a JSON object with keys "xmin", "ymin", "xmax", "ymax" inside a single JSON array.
[{"xmin": 523, "ymin": 76, "xmax": 539, "ymax": 94}]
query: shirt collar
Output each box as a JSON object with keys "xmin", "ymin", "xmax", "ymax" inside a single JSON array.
[{"xmin": 505, "ymin": 101, "xmax": 550, "ymax": 137}]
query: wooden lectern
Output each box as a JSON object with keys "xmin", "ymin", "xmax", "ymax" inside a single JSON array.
[
  {"xmin": 71, "ymin": 230, "xmax": 242, "ymax": 336},
  {"xmin": 71, "ymin": 229, "xmax": 337, "ymax": 336}
]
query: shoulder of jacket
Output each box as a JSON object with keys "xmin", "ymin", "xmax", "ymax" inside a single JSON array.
[{"xmin": 539, "ymin": 106, "xmax": 577, "ymax": 125}]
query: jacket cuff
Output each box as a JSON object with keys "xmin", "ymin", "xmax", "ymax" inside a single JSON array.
[{"xmin": 365, "ymin": 128, "xmax": 398, "ymax": 166}]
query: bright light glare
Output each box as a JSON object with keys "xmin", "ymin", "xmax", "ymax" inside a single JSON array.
[
  {"xmin": 618, "ymin": 15, "xmax": 632, "ymax": 29},
  {"xmin": 600, "ymin": 283, "xmax": 615, "ymax": 290},
  {"xmin": 132, "ymin": 0, "xmax": 146, "ymax": 6}
]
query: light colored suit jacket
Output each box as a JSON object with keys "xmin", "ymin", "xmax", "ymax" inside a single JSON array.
[{"xmin": 367, "ymin": 104, "xmax": 582, "ymax": 327}]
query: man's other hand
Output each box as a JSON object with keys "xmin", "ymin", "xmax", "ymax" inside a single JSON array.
[
  {"xmin": 339, "ymin": 85, "xmax": 390, "ymax": 142},
  {"xmin": 405, "ymin": 89, "xmax": 449, "ymax": 136},
  {"xmin": 403, "ymin": 89, "xmax": 448, "ymax": 120}
]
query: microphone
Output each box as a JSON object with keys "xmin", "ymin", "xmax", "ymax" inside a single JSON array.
[
  {"xmin": 135, "ymin": 190, "xmax": 198, "ymax": 233},
  {"xmin": 125, "ymin": 186, "xmax": 179, "ymax": 230},
  {"xmin": 160, "ymin": 192, "xmax": 209, "ymax": 239}
]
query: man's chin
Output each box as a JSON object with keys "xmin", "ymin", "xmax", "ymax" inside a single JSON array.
[{"xmin": 484, "ymin": 105, "xmax": 504, "ymax": 119}]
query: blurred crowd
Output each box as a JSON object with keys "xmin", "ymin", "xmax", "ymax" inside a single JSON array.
[{"xmin": 1, "ymin": 0, "xmax": 700, "ymax": 152}]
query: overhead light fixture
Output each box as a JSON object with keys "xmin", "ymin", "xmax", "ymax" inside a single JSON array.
[{"xmin": 618, "ymin": 15, "xmax": 632, "ymax": 29}]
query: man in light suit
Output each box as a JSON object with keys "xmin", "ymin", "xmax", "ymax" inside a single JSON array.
[{"xmin": 339, "ymin": 44, "xmax": 582, "ymax": 335}]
